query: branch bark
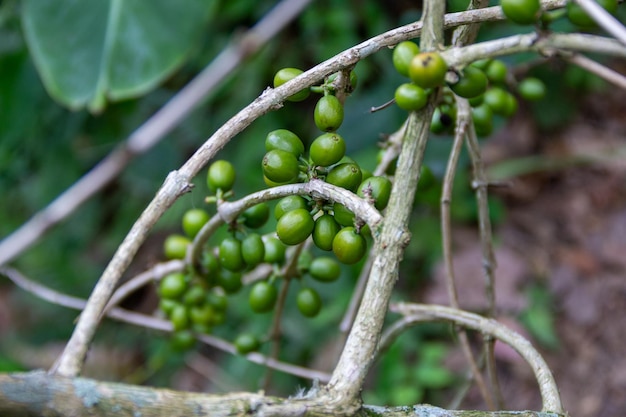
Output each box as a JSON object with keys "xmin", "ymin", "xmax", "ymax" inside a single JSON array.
[
  {"xmin": 326, "ymin": 0, "xmax": 445, "ymax": 401},
  {"xmin": 0, "ymin": 371, "xmax": 565, "ymax": 417},
  {"xmin": 387, "ymin": 303, "xmax": 563, "ymax": 414}
]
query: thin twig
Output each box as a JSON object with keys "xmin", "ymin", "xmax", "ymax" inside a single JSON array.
[
  {"xmin": 1, "ymin": 266, "xmax": 91, "ymax": 311},
  {"xmin": 373, "ymin": 122, "xmax": 406, "ymax": 178},
  {"xmin": 440, "ymin": 101, "xmax": 495, "ymax": 410},
  {"xmin": 562, "ymin": 53, "xmax": 626, "ymax": 89},
  {"xmin": 189, "ymin": 180, "xmax": 384, "ymax": 270},
  {"xmin": 0, "ymin": 0, "xmax": 315, "ymax": 268},
  {"xmin": 387, "ymin": 303, "xmax": 564, "ymax": 414},
  {"xmin": 448, "ymin": 352, "xmax": 486, "ymax": 410},
  {"xmin": 0, "ymin": 265, "xmax": 331, "ymax": 382},
  {"xmin": 463, "ymin": 99, "xmax": 502, "ymax": 408},
  {"xmin": 574, "ymin": 0, "xmax": 626, "ymax": 46},
  {"xmin": 262, "ymin": 277, "xmax": 291, "ymax": 392},
  {"xmin": 441, "ymin": 99, "xmax": 468, "ymax": 312},
  {"xmin": 103, "ymin": 260, "xmax": 185, "ymax": 315},
  {"xmin": 261, "ymin": 240, "xmax": 307, "ymax": 391},
  {"xmin": 369, "ymin": 98, "xmax": 396, "ymax": 113}
]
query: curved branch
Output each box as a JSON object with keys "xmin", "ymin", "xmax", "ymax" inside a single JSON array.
[
  {"xmin": 103, "ymin": 260, "xmax": 185, "ymax": 314},
  {"xmin": 385, "ymin": 303, "xmax": 563, "ymax": 414},
  {"xmin": 188, "ymin": 180, "xmax": 383, "ymax": 269}
]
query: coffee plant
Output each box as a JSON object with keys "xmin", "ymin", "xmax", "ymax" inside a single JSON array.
[{"xmin": 1, "ymin": 1, "xmax": 625, "ymax": 416}]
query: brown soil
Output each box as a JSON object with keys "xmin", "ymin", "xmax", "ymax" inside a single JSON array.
[{"xmin": 425, "ymin": 88, "xmax": 626, "ymax": 416}]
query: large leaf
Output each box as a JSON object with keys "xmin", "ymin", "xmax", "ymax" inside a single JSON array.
[{"xmin": 22, "ymin": 0, "xmax": 214, "ymax": 112}]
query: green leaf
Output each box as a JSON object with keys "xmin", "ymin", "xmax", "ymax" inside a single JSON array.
[
  {"xmin": 0, "ymin": 355, "xmax": 26, "ymax": 373},
  {"xmin": 520, "ymin": 306, "xmax": 560, "ymax": 350},
  {"xmin": 390, "ymin": 385, "xmax": 424, "ymax": 406},
  {"xmin": 414, "ymin": 365, "xmax": 455, "ymax": 389},
  {"xmin": 21, "ymin": 0, "xmax": 214, "ymax": 112}
]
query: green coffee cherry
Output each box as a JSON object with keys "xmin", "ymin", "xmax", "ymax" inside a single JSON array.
[
  {"xmin": 274, "ymin": 68, "xmax": 310, "ymax": 102},
  {"xmin": 207, "ymin": 160, "xmax": 236, "ymax": 192},
  {"xmin": 314, "ymin": 95, "xmax": 344, "ymax": 132}
]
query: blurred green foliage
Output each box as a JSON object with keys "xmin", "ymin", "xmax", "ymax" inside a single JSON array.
[
  {"xmin": 0, "ymin": 0, "xmax": 610, "ymax": 403},
  {"xmin": 520, "ymin": 284, "xmax": 560, "ymax": 350},
  {"xmin": 22, "ymin": 0, "xmax": 216, "ymax": 112}
]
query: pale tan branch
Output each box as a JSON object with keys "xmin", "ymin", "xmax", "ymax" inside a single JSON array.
[
  {"xmin": 574, "ymin": 0, "xmax": 626, "ymax": 45},
  {"xmin": 563, "ymin": 53, "xmax": 626, "ymax": 89},
  {"xmin": 0, "ymin": 371, "xmax": 564, "ymax": 417},
  {"xmin": 103, "ymin": 260, "xmax": 185, "ymax": 314},
  {"xmin": 442, "ymin": 32, "xmax": 626, "ymax": 69},
  {"xmin": 327, "ymin": 95, "xmax": 434, "ymax": 399},
  {"xmin": 388, "ymin": 303, "xmax": 563, "ymax": 414},
  {"xmin": 189, "ymin": 180, "xmax": 384, "ymax": 269}
]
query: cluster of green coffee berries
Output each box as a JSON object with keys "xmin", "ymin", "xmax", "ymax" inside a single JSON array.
[
  {"xmin": 155, "ymin": 65, "xmax": 398, "ymax": 353},
  {"xmin": 391, "ymin": 40, "xmax": 547, "ymax": 137},
  {"xmin": 159, "ymin": 204, "xmax": 228, "ymax": 351},
  {"xmin": 159, "ymin": 151, "xmax": 389, "ymax": 354},
  {"xmin": 265, "ymin": 67, "xmax": 392, "ymax": 265},
  {"xmin": 500, "ymin": 0, "xmax": 618, "ymax": 27}
]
